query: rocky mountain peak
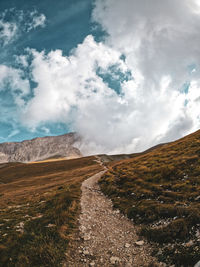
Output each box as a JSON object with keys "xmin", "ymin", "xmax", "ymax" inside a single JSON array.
[{"xmin": 0, "ymin": 132, "xmax": 82, "ymax": 163}]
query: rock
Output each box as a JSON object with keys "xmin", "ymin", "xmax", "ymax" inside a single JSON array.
[
  {"xmin": 185, "ymin": 240, "xmax": 193, "ymax": 247},
  {"xmin": 194, "ymin": 260, "xmax": 200, "ymax": 267},
  {"xmin": 196, "ymin": 229, "xmax": 200, "ymax": 238},
  {"xmin": 19, "ymin": 222, "xmax": 24, "ymax": 228},
  {"xmin": 83, "ymin": 250, "xmax": 90, "ymax": 256},
  {"xmin": 89, "ymin": 262, "xmax": 95, "ymax": 266},
  {"xmin": 83, "ymin": 234, "xmax": 91, "ymax": 241},
  {"xmin": 16, "ymin": 228, "xmax": 24, "ymax": 234},
  {"xmin": 80, "ymin": 225, "xmax": 86, "ymax": 231},
  {"xmin": 110, "ymin": 256, "xmax": 120, "ymax": 264},
  {"xmin": 135, "ymin": 240, "xmax": 144, "ymax": 246},
  {"xmin": 32, "ymin": 214, "xmax": 43, "ymax": 220},
  {"xmin": 0, "ymin": 132, "xmax": 82, "ymax": 163},
  {"xmin": 46, "ymin": 223, "xmax": 56, "ymax": 228},
  {"xmin": 15, "ymin": 221, "xmax": 25, "ymax": 233},
  {"xmin": 125, "ymin": 243, "xmax": 131, "ymax": 248}
]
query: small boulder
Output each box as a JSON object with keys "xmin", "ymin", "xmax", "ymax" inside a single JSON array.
[
  {"xmin": 83, "ymin": 250, "xmax": 90, "ymax": 256},
  {"xmin": 83, "ymin": 233, "xmax": 91, "ymax": 241},
  {"xmin": 135, "ymin": 240, "xmax": 144, "ymax": 246},
  {"xmin": 185, "ymin": 240, "xmax": 193, "ymax": 247},
  {"xmin": 125, "ymin": 243, "xmax": 131, "ymax": 248},
  {"xmin": 46, "ymin": 223, "xmax": 56, "ymax": 228}
]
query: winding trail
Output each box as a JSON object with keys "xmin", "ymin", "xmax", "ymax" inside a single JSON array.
[{"xmin": 65, "ymin": 158, "xmax": 158, "ymax": 267}]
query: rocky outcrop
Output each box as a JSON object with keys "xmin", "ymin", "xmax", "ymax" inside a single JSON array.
[{"xmin": 0, "ymin": 132, "xmax": 82, "ymax": 163}]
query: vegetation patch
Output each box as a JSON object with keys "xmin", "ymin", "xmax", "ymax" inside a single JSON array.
[
  {"xmin": 99, "ymin": 130, "xmax": 200, "ymax": 266},
  {"xmin": 0, "ymin": 156, "xmax": 102, "ymax": 267}
]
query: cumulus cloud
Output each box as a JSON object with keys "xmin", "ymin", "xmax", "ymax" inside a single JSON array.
[
  {"xmin": 21, "ymin": 36, "xmax": 128, "ymax": 132},
  {"xmin": 6, "ymin": 0, "xmax": 200, "ymax": 154},
  {"xmin": 0, "ymin": 64, "xmax": 30, "ymax": 140},
  {"xmin": 0, "ymin": 20, "xmax": 17, "ymax": 45},
  {"xmin": 0, "ymin": 65, "xmax": 30, "ymax": 106},
  {"xmin": 0, "ymin": 8, "xmax": 46, "ymax": 46},
  {"xmin": 18, "ymin": 35, "xmax": 186, "ymax": 154},
  {"xmin": 90, "ymin": 0, "xmax": 200, "ymax": 147}
]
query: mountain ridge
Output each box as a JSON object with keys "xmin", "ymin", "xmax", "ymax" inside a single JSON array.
[{"xmin": 0, "ymin": 132, "xmax": 82, "ymax": 163}]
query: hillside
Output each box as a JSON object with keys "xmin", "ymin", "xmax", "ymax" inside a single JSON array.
[
  {"xmin": 1, "ymin": 130, "xmax": 200, "ymax": 266},
  {"xmin": 99, "ymin": 130, "xmax": 200, "ymax": 266},
  {"xmin": 0, "ymin": 133, "xmax": 81, "ymax": 163},
  {"xmin": 0, "ymin": 156, "xmax": 103, "ymax": 266}
]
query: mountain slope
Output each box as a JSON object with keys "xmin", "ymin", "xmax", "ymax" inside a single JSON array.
[
  {"xmin": 0, "ymin": 156, "xmax": 103, "ymax": 266},
  {"xmin": 0, "ymin": 132, "xmax": 81, "ymax": 163},
  {"xmin": 99, "ymin": 129, "xmax": 200, "ymax": 266}
]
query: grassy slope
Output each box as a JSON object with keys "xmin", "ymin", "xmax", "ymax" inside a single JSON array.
[
  {"xmin": 99, "ymin": 130, "xmax": 200, "ymax": 266},
  {"xmin": 0, "ymin": 156, "xmax": 102, "ymax": 267}
]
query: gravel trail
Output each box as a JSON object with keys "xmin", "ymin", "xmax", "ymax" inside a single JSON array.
[{"xmin": 65, "ymin": 159, "xmax": 159, "ymax": 267}]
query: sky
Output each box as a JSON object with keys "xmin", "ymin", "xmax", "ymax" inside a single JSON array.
[{"xmin": 0, "ymin": 0, "xmax": 200, "ymax": 155}]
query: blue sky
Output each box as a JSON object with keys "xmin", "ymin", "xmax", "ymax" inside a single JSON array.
[
  {"xmin": 0, "ymin": 0, "xmax": 96, "ymax": 142},
  {"xmin": 0, "ymin": 0, "xmax": 93, "ymax": 53},
  {"xmin": 0, "ymin": 0, "xmax": 200, "ymax": 154}
]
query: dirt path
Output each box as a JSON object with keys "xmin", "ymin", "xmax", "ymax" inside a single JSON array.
[{"xmin": 65, "ymin": 159, "xmax": 159, "ymax": 267}]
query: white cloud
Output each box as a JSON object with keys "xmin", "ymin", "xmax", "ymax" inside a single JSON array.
[
  {"xmin": 90, "ymin": 0, "xmax": 200, "ymax": 149},
  {"xmin": 0, "ymin": 20, "xmax": 17, "ymax": 45},
  {"xmin": 27, "ymin": 11, "xmax": 46, "ymax": 31},
  {"xmin": 21, "ymin": 36, "xmax": 127, "ymax": 129},
  {"xmin": 0, "ymin": 65, "xmax": 30, "ymax": 106},
  {"xmin": 8, "ymin": 0, "xmax": 200, "ymax": 155},
  {"xmin": 92, "ymin": 0, "xmax": 200, "ymax": 85},
  {"xmin": 0, "ymin": 9, "xmax": 46, "ymax": 46},
  {"xmin": 15, "ymin": 55, "xmax": 29, "ymax": 68},
  {"xmin": 18, "ymin": 34, "xmax": 188, "ymax": 155}
]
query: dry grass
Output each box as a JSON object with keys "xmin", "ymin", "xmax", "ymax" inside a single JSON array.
[
  {"xmin": 99, "ymin": 130, "xmax": 200, "ymax": 267},
  {"xmin": 0, "ymin": 156, "xmax": 103, "ymax": 267}
]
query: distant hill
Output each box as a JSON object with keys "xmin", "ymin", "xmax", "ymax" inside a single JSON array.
[{"xmin": 0, "ymin": 132, "xmax": 82, "ymax": 163}]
